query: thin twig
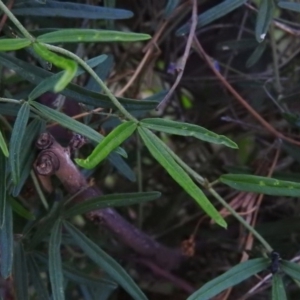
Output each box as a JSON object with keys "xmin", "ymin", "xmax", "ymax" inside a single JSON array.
[
  {"xmin": 192, "ymin": 37, "xmax": 300, "ymax": 147},
  {"xmin": 157, "ymin": 0, "xmax": 198, "ymax": 110},
  {"xmin": 0, "ymin": 0, "xmax": 14, "ymax": 33}
]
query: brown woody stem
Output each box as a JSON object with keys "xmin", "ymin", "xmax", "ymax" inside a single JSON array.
[{"xmin": 34, "ymin": 133, "xmax": 182, "ymax": 269}]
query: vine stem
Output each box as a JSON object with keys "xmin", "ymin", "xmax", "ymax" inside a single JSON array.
[
  {"xmin": 0, "ymin": 0, "xmax": 34, "ymax": 41},
  {"xmin": 208, "ymin": 187, "xmax": 273, "ymax": 253},
  {"xmin": 41, "ymin": 43, "xmax": 137, "ymax": 122},
  {"xmin": 0, "ymin": 97, "xmax": 22, "ymax": 104},
  {"xmin": 0, "ymin": 0, "xmax": 136, "ymax": 121}
]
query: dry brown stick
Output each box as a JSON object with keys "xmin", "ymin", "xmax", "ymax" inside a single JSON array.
[
  {"xmin": 157, "ymin": 0, "xmax": 198, "ymax": 110},
  {"xmin": 0, "ymin": 0, "xmax": 14, "ymax": 33},
  {"xmin": 33, "ymin": 132, "xmax": 182, "ymax": 269},
  {"xmin": 193, "ymin": 37, "xmax": 300, "ymax": 147}
]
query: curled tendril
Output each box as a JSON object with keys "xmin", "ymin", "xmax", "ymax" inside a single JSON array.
[
  {"xmin": 35, "ymin": 132, "xmax": 54, "ymax": 150},
  {"xmin": 34, "ymin": 150, "xmax": 60, "ymax": 175}
]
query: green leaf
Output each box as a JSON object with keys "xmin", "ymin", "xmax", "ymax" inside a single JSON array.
[
  {"xmin": 49, "ymin": 219, "xmax": 64, "ymax": 300},
  {"xmin": 220, "ymin": 174, "xmax": 300, "ymax": 197},
  {"xmin": 12, "ymin": 151, "xmax": 35, "ymax": 197},
  {"xmin": 13, "ymin": 242, "xmax": 28, "ymax": 300},
  {"xmin": 63, "ymin": 221, "xmax": 148, "ymax": 300},
  {"xmin": 37, "ymin": 29, "xmax": 150, "ymax": 44},
  {"xmin": 29, "ymin": 101, "xmax": 125, "ymax": 157},
  {"xmin": 85, "ymin": 54, "xmax": 113, "ymax": 93},
  {"xmin": 272, "ymin": 273, "xmax": 287, "ymax": 300},
  {"xmin": 33, "ymin": 43, "xmax": 77, "ymax": 92},
  {"xmin": 281, "ymin": 260, "xmax": 300, "ymax": 281},
  {"xmin": 0, "ymin": 151, "xmax": 6, "ymax": 228},
  {"xmin": 0, "ymin": 38, "xmax": 31, "ymax": 51},
  {"xmin": 9, "ymin": 102, "xmax": 30, "ymax": 184},
  {"xmin": 75, "ymin": 121, "xmax": 137, "ymax": 169},
  {"xmin": 30, "ymin": 201, "xmax": 63, "ymax": 248},
  {"xmin": 64, "ymin": 191, "xmax": 161, "ymax": 218},
  {"xmin": 246, "ymin": 41, "xmax": 267, "ymax": 68},
  {"xmin": 62, "ymin": 262, "xmax": 117, "ymax": 289},
  {"xmin": 278, "ymin": 1, "xmax": 300, "ymax": 13},
  {"xmin": 176, "ymin": 0, "xmax": 246, "ymax": 36},
  {"xmin": 8, "ymin": 197, "xmax": 35, "ymax": 221},
  {"xmin": 27, "ymin": 254, "xmax": 49, "ymax": 300},
  {"xmin": 0, "ymin": 129, "xmax": 9, "ymax": 157},
  {"xmin": 0, "ymin": 52, "xmax": 159, "ymax": 111},
  {"xmin": 164, "ymin": 0, "xmax": 180, "ymax": 18},
  {"xmin": 12, "ymin": 118, "xmax": 45, "ymax": 197},
  {"xmin": 255, "ymin": 0, "xmax": 274, "ymax": 42},
  {"xmin": 138, "ymin": 127, "xmax": 226, "ymax": 228},
  {"xmin": 29, "ymin": 55, "xmax": 107, "ymax": 101},
  {"xmin": 140, "ymin": 118, "xmax": 238, "ymax": 149},
  {"xmin": 12, "ymin": 1, "xmax": 133, "ymax": 19},
  {"xmin": 108, "ymin": 152, "xmax": 136, "ymax": 182},
  {"xmin": 0, "ymin": 201, "xmax": 13, "ymax": 278},
  {"xmin": 187, "ymin": 258, "xmax": 269, "ymax": 300}
]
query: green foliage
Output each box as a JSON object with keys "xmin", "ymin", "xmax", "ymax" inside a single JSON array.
[
  {"xmin": 2, "ymin": 0, "xmax": 300, "ymax": 299},
  {"xmin": 138, "ymin": 126, "xmax": 227, "ymax": 228},
  {"xmin": 37, "ymin": 29, "xmax": 151, "ymax": 44},
  {"xmin": 220, "ymin": 174, "xmax": 300, "ymax": 196},
  {"xmin": 188, "ymin": 258, "xmax": 269, "ymax": 300},
  {"xmin": 272, "ymin": 274, "xmax": 287, "ymax": 300},
  {"xmin": 75, "ymin": 121, "xmax": 136, "ymax": 168}
]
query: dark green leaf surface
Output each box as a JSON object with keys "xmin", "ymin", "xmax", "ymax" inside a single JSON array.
[
  {"xmin": 176, "ymin": 0, "xmax": 246, "ymax": 35},
  {"xmin": 0, "ymin": 202, "xmax": 13, "ymax": 278},
  {"xmin": 9, "ymin": 102, "xmax": 30, "ymax": 184},
  {"xmin": 12, "ymin": 151, "xmax": 35, "ymax": 197},
  {"xmin": 255, "ymin": 0, "xmax": 274, "ymax": 42},
  {"xmin": 0, "ymin": 38, "xmax": 31, "ymax": 51},
  {"xmin": 30, "ymin": 201, "xmax": 62, "ymax": 248},
  {"xmin": 0, "ymin": 52, "xmax": 159, "ymax": 111},
  {"xmin": 220, "ymin": 174, "xmax": 300, "ymax": 196},
  {"xmin": 27, "ymin": 254, "xmax": 49, "ymax": 300},
  {"xmin": 0, "ymin": 130, "xmax": 9, "ymax": 157},
  {"xmin": 278, "ymin": 1, "xmax": 300, "ymax": 13},
  {"xmin": 12, "ymin": 1, "xmax": 133, "ymax": 19},
  {"xmin": 9, "ymin": 197, "xmax": 35, "ymax": 221},
  {"xmin": 76, "ymin": 121, "xmax": 137, "ymax": 169},
  {"xmin": 64, "ymin": 191, "xmax": 161, "ymax": 217},
  {"xmin": 108, "ymin": 152, "xmax": 136, "ymax": 182},
  {"xmin": 49, "ymin": 220, "xmax": 64, "ymax": 300},
  {"xmin": 187, "ymin": 258, "xmax": 269, "ymax": 300},
  {"xmin": 62, "ymin": 262, "xmax": 117, "ymax": 289},
  {"xmin": 0, "ymin": 151, "xmax": 6, "ymax": 227},
  {"xmin": 246, "ymin": 41, "xmax": 266, "ymax": 68},
  {"xmin": 164, "ymin": 0, "xmax": 180, "ymax": 18},
  {"xmin": 13, "ymin": 242, "xmax": 28, "ymax": 300},
  {"xmin": 12, "ymin": 118, "xmax": 45, "ymax": 196},
  {"xmin": 138, "ymin": 127, "xmax": 226, "ymax": 228},
  {"xmin": 272, "ymin": 273, "xmax": 287, "ymax": 300},
  {"xmin": 282, "ymin": 260, "xmax": 300, "ymax": 281},
  {"xmin": 37, "ymin": 29, "xmax": 150, "ymax": 44},
  {"xmin": 140, "ymin": 118, "xmax": 238, "ymax": 148},
  {"xmin": 85, "ymin": 54, "xmax": 113, "ymax": 93},
  {"xmin": 64, "ymin": 221, "xmax": 148, "ymax": 300}
]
